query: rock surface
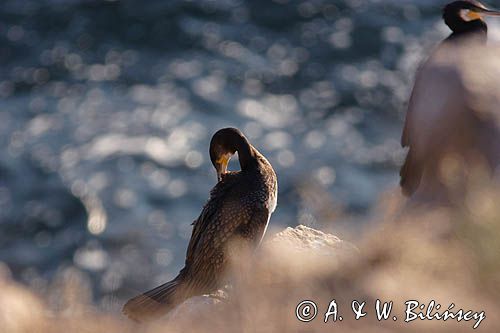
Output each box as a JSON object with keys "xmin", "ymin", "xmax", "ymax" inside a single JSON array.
[
  {"xmin": 270, "ymin": 225, "xmax": 358, "ymax": 256},
  {"xmin": 165, "ymin": 225, "xmax": 357, "ymax": 326}
]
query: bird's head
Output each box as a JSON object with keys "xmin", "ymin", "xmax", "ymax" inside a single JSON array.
[
  {"xmin": 443, "ymin": 1, "xmax": 500, "ymax": 32},
  {"xmin": 209, "ymin": 128, "xmax": 247, "ymax": 182}
]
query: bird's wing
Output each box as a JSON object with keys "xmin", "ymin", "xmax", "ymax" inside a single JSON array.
[
  {"xmin": 182, "ymin": 175, "xmax": 271, "ymax": 291},
  {"xmin": 122, "ymin": 174, "xmax": 251, "ymax": 321},
  {"xmin": 184, "ymin": 175, "xmax": 240, "ymax": 267},
  {"xmin": 400, "ymin": 46, "xmax": 466, "ymax": 195},
  {"xmin": 233, "ymin": 201, "xmax": 271, "ymax": 247}
]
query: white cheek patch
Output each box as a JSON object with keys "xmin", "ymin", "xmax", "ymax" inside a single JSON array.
[
  {"xmin": 460, "ymin": 9, "xmax": 473, "ymax": 21},
  {"xmin": 460, "ymin": 9, "xmax": 483, "ymax": 22}
]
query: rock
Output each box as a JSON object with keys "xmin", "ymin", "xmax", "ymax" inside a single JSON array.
[
  {"xmin": 166, "ymin": 289, "xmax": 228, "ymax": 325},
  {"xmin": 162, "ymin": 225, "xmax": 358, "ymax": 329},
  {"xmin": 270, "ymin": 225, "xmax": 358, "ymax": 256}
]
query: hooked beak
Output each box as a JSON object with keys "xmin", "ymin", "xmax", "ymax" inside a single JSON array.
[
  {"xmin": 464, "ymin": 5, "xmax": 500, "ymax": 21},
  {"xmin": 477, "ymin": 6, "xmax": 500, "ymax": 17},
  {"xmin": 216, "ymin": 154, "xmax": 231, "ymax": 182},
  {"xmin": 482, "ymin": 9, "xmax": 500, "ymax": 16}
]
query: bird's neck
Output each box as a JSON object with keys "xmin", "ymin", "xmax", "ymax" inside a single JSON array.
[
  {"xmin": 235, "ymin": 139, "xmax": 258, "ymax": 171},
  {"xmin": 446, "ymin": 21, "xmax": 488, "ymax": 44}
]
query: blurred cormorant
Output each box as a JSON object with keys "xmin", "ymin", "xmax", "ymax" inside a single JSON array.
[{"xmin": 400, "ymin": 0, "xmax": 500, "ymax": 199}]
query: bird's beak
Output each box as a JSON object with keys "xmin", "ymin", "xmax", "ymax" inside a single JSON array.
[
  {"xmin": 482, "ymin": 9, "xmax": 500, "ymax": 17},
  {"xmin": 478, "ymin": 7, "xmax": 500, "ymax": 17},
  {"xmin": 216, "ymin": 154, "xmax": 231, "ymax": 182}
]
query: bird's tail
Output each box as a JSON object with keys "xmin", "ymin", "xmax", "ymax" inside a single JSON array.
[{"xmin": 123, "ymin": 276, "xmax": 185, "ymax": 322}]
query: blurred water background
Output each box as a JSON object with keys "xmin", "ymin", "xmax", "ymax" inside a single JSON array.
[{"xmin": 1, "ymin": 0, "xmax": 500, "ymax": 311}]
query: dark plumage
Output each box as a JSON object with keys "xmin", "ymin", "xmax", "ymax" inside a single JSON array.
[
  {"xmin": 443, "ymin": 0, "xmax": 489, "ymax": 42},
  {"xmin": 123, "ymin": 128, "xmax": 277, "ymax": 322},
  {"xmin": 400, "ymin": 1, "xmax": 500, "ymax": 199}
]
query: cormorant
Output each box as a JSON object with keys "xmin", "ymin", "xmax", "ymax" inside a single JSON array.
[
  {"xmin": 123, "ymin": 128, "xmax": 278, "ymax": 322},
  {"xmin": 400, "ymin": 0, "xmax": 500, "ymax": 200},
  {"xmin": 443, "ymin": 0, "xmax": 500, "ymax": 42}
]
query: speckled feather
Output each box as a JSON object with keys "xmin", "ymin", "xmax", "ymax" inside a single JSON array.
[
  {"xmin": 183, "ymin": 149, "xmax": 277, "ymax": 292},
  {"xmin": 122, "ymin": 145, "xmax": 277, "ymax": 322}
]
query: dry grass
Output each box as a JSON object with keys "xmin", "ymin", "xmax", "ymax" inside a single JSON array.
[{"xmin": 2, "ymin": 183, "xmax": 500, "ymax": 333}]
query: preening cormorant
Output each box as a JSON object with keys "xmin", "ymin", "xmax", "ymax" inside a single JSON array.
[{"xmin": 123, "ymin": 128, "xmax": 278, "ymax": 322}]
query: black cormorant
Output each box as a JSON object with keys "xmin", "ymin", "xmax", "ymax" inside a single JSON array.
[
  {"xmin": 443, "ymin": 0, "xmax": 500, "ymax": 42},
  {"xmin": 123, "ymin": 128, "xmax": 278, "ymax": 322},
  {"xmin": 400, "ymin": 0, "xmax": 500, "ymax": 200}
]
